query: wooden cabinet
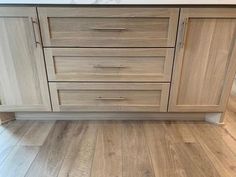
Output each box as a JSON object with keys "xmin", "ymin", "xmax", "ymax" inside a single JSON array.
[
  {"xmin": 169, "ymin": 8, "xmax": 236, "ymax": 112},
  {"xmin": 1, "ymin": 6, "xmax": 236, "ymax": 120},
  {"xmin": 0, "ymin": 7, "xmax": 51, "ymax": 111}
]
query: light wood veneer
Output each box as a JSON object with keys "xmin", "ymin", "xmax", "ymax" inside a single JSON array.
[
  {"xmin": 0, "ymin": 7, "xmax": 51, "ymax": 112},
  {"xmin": 0, "ymin": 6, "xmax": 236, "ymax": 122},
  {"xmin": 49, "ymin": 83, "xmax": 170, "ymax": 112},
  {"xmin": 38, "ymin": 7, "xmax": 179, "ymax": 47},
  {"xmin": 44, "ymin": 48, "xmax": 174, "ymax": 82},
  {"xmin": 169, "ymin": 8, "xmax": 236, "ymax": 112}
]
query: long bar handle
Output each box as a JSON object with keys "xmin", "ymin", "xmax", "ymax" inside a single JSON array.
[
  {"xmin": 90, "ymin": 27, "xmax": 127, "ymax": 31},
  {"xmin": 31, "ymin": 17, "xmax": 41, "ymax": 47},
  {"xmin": 96, "ymin": 97, "xmax": 126, "ymax": 101},
  {"xmin": 180, "ymin": 18, "xmax": 189, "ymax": 48},
  {"xmin": 93, "ymin": 65, "xmax": 127, "ymax": 69}
]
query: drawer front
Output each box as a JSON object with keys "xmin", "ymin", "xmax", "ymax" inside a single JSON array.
[
  {"xmin": 45, "ymin": 48, "xmax": 174, "ymax": 82},
  {"xmin": 49, "ymin": 83, "xmax": 170, "ymax": 112},
  {"xmin": 38, "ymin": 7, "xmax": 179, "ymax": 47}
]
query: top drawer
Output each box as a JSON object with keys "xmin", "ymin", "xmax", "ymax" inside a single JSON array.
[{"xmin": 38, "ymin": 7, "xmax": 179, "ymax": 47}]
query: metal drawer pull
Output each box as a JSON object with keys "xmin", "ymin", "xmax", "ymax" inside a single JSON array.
[
  {"xmin": 180, "ymin": 18, "xmax": 189, "ymax": 48},
  {"xmin": 90, "ymin": 27, "xmax": 127, "ymax": 31},
  {"xmin": 96, "ymin": 97, "xmax": 126, "ymax": 100},
  {"xmin": 93, "ymin": 65, "xmax": 127, "ymax": 69},
  {"xmin": 31, "ymin": 17, "xmax": 41, "ymax": 47}
]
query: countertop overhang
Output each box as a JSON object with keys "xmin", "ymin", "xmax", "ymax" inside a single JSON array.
[{"xmin": 0, "ymin": 0, "xmax": 236, "ymax": 5}]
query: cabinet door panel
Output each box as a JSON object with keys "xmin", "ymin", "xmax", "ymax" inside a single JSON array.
[
  {"xmin": 169, "ymin": 8, "xmax": 236, "ymax": 112},
  {"xmin": 0, "ymin": 7, "xmax": 51, "ymax": 111}
]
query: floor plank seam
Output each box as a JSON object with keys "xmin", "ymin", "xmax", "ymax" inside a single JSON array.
[
  {"xmin": 121, "ymin": 121, "xmax": 124, "ymax": 177},
  {"xmin": 141, "ymin": 121, "xmax": 156, "ymax": 177},
  {"xmin": 55, "ymin": 121, "xmax": 76, "ymax": 177},
  {"xmin": 217, "ymin": 126, "xmax": 236, "ymax": 157},
  {"xmin": 0, "ymin": 121, "xmax": 34, "ymax": 167},
  {"xmin": 22, "ymin": 146, "xmax": 41, "ymax": 177},
  {"xmin": 88, "ymin": 121, "xmax": 99, "ymax": 177},
  {"xmin": 188, "ymin": 124, "xmax": 231, "ymax": 177},
  {"xmin": 24, "ymin": 120, "xmax": 57, "ymax": 177}
]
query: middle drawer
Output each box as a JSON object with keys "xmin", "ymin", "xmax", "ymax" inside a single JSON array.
[{"xmin": 45, "ymin": 48, "xmax": 174, "ymax": 82}]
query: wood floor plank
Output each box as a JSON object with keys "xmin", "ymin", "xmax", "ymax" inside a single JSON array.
[
  {"xmin": 163, "ymin": 122, "xmax": 197, "ymax": 143},
  {"xmin": 165, "ymin": 122, "xmax": 221, "ymax": 177},
  {"xmin": 163, "ymin": 122, "xmax": 222, "ymax": 177},
  {"xmin": 223, "ymin": 111, "xmax": 236, "ymax": 141},
  {"xmin": 210, "ymin": 123, "xmax": 236, "ymax": 156},
  {"xmin": 0, "ymin": 121, "xmax": 34, "ymax": 165},
  {"xmin": 143, "ymin": 121, "xmax": 187, "ymax": 177},
  {"xmin": 0, "ymin": 117, "xmax": 236, "ymax": 177},
  {"xmin": 173, "ymin": 142, "xmax": 221, "ymax": 177},
  {"xmin": 0, "ymin": 145, "xmax": 39, "ymax": 177},
  {"xmin": 190, "ymin": 123, "xmax": 236, "ymax": 177},
  {"xmin": 57, "ymin": 121, "xmax": 98, "ymax": 177},
  {"xmin": 90, "ymin": 121, "xmax": 122, "ymax": 177},
  {"xmin": 25, "ymin": 121, "xmax": 76, "ymax": 177},
  {"xmin": 19, "ymin": 121, "xmax": 55, "ymax": 146},
  {"xmin": 122, "ymin": 121, "xmax": 155, "ymax": 177},
  {"xmin": 0, "ymin": 122, "xmax": 9, "ymax": 135}
]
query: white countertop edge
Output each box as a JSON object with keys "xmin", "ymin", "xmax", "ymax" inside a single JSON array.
[{"xmin": 0, "ymin": 0, "xmax": 236, "ymax": 5}]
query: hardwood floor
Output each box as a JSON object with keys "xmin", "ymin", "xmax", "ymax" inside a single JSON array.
[{"xmin": 0, "ymin": 115, "xmax": 236, "ymax": 177}]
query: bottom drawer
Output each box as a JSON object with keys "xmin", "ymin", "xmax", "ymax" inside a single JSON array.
[{"xmin": 49, "ymin": 83, "xmax": 170, "ymax": 112}]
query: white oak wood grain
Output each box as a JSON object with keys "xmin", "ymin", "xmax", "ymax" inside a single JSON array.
[
  {"xmin": 90, "ymin": 121, "xmax": 122, "ymax": 177},
  {"xmin": 0, "ymin": 145, "xmax": 39, "ymax": 177},
  {"xmin": 169, "ymin": 8, "xmax": 236, "ymax": 112},
  {"xmin": 45, "ymin": 48, "xmax": 174, "ymax": 82},
  {"xmin": 0, "ymin": 7, "xmax": 51, "ymax": 112},
  {"xmin": 38, "ymin": 7, "xmax": 179, "ymax": 47},
  {"xmin": 49, "ymin": 83, "xmax": 170, "ymax": 112},
  {"xmin": 57, "ymin": 121, "xmax": 98, "ymax": 177}
]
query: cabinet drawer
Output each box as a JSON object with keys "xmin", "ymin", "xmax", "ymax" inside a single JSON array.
[
  {"xmin": 45, "ymin": 48, "xmax": 174, "ymax": 82},
  {"xmin": 38, "ymin": 7, "xmax": 179, "ymax": 47},
  {"xmin": 49, "ymin": 83, "xmax": 170, "ymax": 112}
]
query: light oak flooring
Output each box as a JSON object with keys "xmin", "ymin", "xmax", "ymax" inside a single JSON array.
[{"xmin": 0, "ymin": 113, "xmax": 236, "ymax": 177}]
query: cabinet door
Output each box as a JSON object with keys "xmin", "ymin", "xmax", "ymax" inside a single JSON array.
[
  {"xmin": 0, "ymin": 7, "xmax": 51, "ymax": 111},
  {"xmin": 169, "ymin": 8, "xmax": 236, "ymax": 112}
]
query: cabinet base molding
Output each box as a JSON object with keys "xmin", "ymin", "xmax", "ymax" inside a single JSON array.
[
  {"xmin": 0, "ymin": 113, "xmax": 15, "ymax": 125},
  {"xmin": 15, "ymin": 112, "xmax": 207, "ymax": 121}
]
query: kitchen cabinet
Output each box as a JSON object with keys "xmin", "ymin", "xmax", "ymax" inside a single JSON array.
[
  {"xmin": 169, "ymin": 8, "xmax": 236, "ymax": 112},
  {"xmin": 0, "ymin": 5, "xmax": 236, "ymax": 123},
  {"xmin": 0, "ymin": 7, "xmax": 51, "ymax": 111}
]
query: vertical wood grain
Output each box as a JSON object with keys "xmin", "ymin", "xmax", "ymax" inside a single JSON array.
[
  {"xmin": 57, "ymin": 121, "xmax": 98, "ymax": 177},
  {"xmin": 169, "ymin": 8, "xmax": 236, "ymax": 113},
  {"xmin": 0, "ymin": 7, "xmax": 51, "ymax": 112},
  {"xmin": 122, "ymin": 121, "xmax": 155, "ymax": 177},
  {"xmin": 90, "ymin": 121, "xmax": 122, "ymax": 177}
]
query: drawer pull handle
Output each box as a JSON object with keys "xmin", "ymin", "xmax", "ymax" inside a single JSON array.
[
  {"xmin": 96, "ymin": 97, "xmax": 126, "ymax": 101},
  {"xmin": 93, "ymin": 65, "xmax": 126, "ymax": 69},
  {"xmin": 180, "ymin": 18, "xmax": 189, "ymax": 48},
  {"xmin": 90, "ymin": 27, "xmax": 127, "ymax": 31},
  {"xmin": 31, "ymin": 17, "xmax": 41, "ymax": 47}
]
